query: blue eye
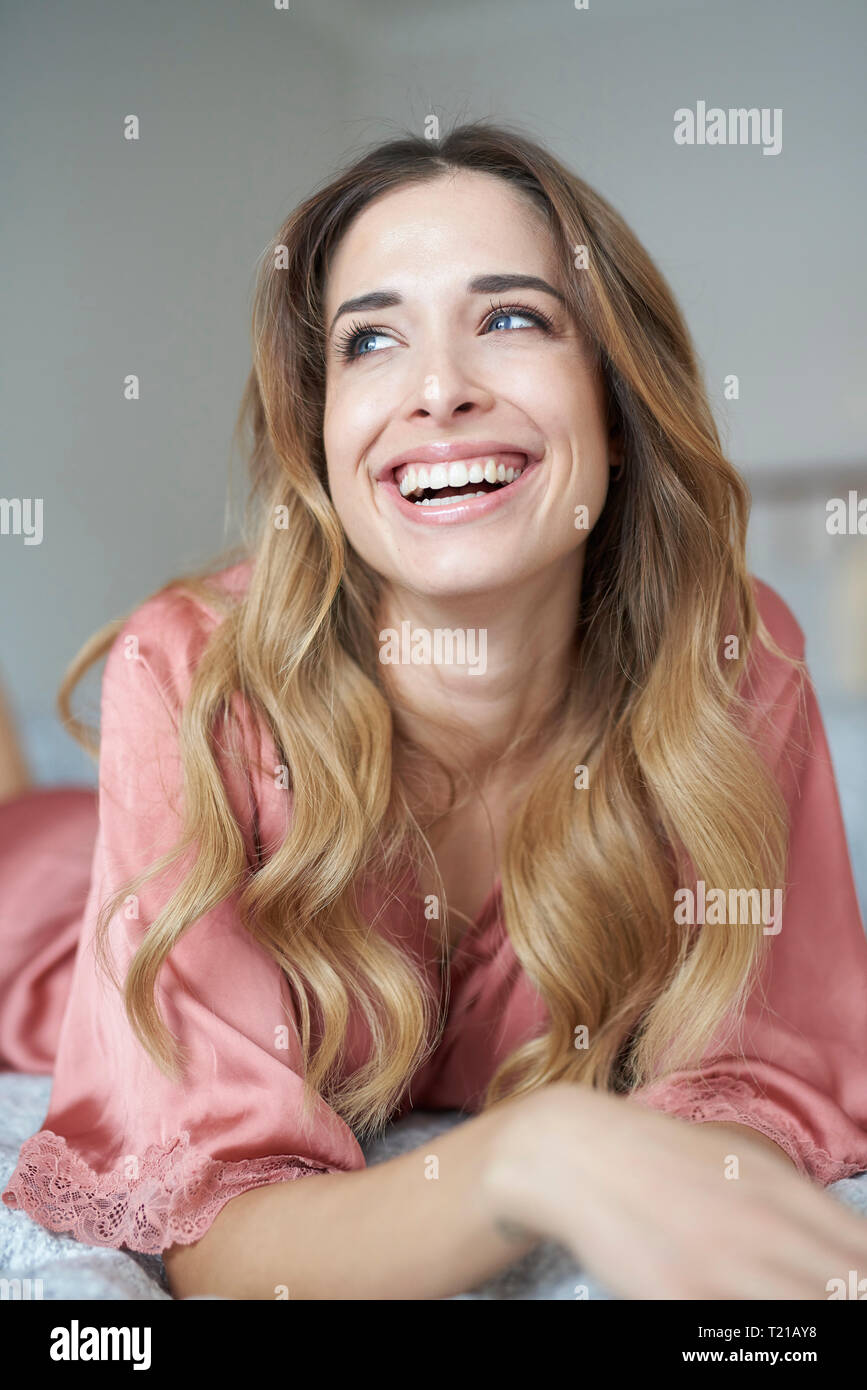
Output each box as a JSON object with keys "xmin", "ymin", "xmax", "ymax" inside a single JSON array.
[
  {"xmin": 333, "ymin": 321, "xmax": 397, "ymax": 361},
  {"xmin": 485, "ymin": 309, "xmax": 541, "ymax": 333},
  {"xmin": 333, "ymin": 298, "xmax": 556, "ymax": 362},
  {"xmin": 483, "ymin": 298, "xmax": 556, "ymax": 338},
  {"xmin": 349, "ymin": 329, "xmax": 396, "ymax": 357}
]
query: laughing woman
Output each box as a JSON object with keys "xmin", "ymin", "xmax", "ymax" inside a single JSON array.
[{"xmin": 3, "ymin": 122, "xmax": 867, "ymax": 1300}]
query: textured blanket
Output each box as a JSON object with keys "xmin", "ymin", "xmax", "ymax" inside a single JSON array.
[{"xmin": 2, "ymin": 1073, "xmax": 865, "ymax": 1300}]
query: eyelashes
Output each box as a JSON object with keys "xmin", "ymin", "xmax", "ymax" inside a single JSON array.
[
  {"xmin": 332, "ymin": 319, "xmax": 385, "ymax": 361},
  {"xmin": 332, "ymin": 297, "xmax": 557, "ymax": 362}
]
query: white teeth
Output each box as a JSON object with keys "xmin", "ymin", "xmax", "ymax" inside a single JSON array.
[
  {"xmin": 398, "ymin": 456, "xmax": 525, "ymax": 498},
  {"xmin": 417, "ymin": 491, "xmax": 490, "ymax": 506}
]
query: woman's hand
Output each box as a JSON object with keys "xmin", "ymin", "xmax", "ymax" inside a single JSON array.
[{"xmin": 484, "ymin": 1080, "xmax": 867, "ymax": 1299}]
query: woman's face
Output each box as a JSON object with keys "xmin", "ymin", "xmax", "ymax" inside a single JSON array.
[{"xmin": 321, "ymin": 169, "xmax": 614, "ymax": 601}]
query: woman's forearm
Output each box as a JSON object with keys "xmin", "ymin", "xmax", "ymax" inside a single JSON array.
[
  {"xmin": 165, "ymin": 1082, "xmax": 858, "ymax": 1301},
  {"xmin": 699, "ymin": 1120, "xmax": 797, "ymax": 1168},
  {"xmin": 163, "ymin": 1094, "xmax": 543, "ymax": 1300}
]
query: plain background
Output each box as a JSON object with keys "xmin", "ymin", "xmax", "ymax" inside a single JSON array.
[{"xmin": 2, "ymin": 0, "xmax": 865, "ymax": 906}]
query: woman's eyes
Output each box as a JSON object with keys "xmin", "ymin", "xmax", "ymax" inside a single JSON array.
[
  {"xmin": 485, "ymin": 308, "xmax": 550, "ymax": 335},
  {"xmin": 333, "ymin": 302, "xmax": 555, "ymax": 363},
  {"xmin": 337, "ymin": 326, "xmax": 396, "ymax": 360}
]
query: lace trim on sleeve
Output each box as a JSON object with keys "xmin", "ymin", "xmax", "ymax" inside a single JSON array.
[
  {"xmin": 630, "ymin": 1076, "xmax": 867, "ymax": 1187},
  {"xmin": 1, "ymin": 1128, "xmax": 341, "ymax": 1254}
]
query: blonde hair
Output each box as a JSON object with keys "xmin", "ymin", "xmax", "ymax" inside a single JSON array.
[{"xmin": 59, "ymin": 120, "xmax": 803, "ymax": 1141}]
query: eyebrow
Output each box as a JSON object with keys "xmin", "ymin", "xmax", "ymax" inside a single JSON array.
[{"xmin": 327, "ymin": 273, "xmax": 567, "ymax": 341}]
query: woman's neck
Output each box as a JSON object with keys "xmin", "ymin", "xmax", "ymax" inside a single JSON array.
[{"xmin": 377, "ymin": 548, "xmax": 583, "ymax": 783}]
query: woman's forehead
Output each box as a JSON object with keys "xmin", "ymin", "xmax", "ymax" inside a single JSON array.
[{"xmin": 323, "ymin": 173, "xmax": 559, "ymax": 309}]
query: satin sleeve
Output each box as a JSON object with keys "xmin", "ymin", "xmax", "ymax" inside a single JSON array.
[
  {"xmin": 629, "ymin": 580, "xmax": 867, "ymax": 1185},
  {"xmin": 2, "ymin": 588, "xmax": 364, "ymax": 1253}
]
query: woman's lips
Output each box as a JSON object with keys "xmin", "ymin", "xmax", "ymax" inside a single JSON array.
[{"xmin": 378, "ymin": 451, "xmax": 544, "ymax": 526}]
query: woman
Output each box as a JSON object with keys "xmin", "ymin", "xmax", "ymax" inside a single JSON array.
[{"xmin": 2, "ymin": 121, "xmax": 867, "ymax": 1301}]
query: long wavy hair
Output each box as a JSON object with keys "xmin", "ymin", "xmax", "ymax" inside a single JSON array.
[{"xmin": 59, "ymin": 120, "xmax": 802, "ymax": 1141}]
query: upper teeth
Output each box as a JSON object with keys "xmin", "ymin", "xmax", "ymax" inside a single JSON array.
[{"xmin": 398, "ymin": 457, "xmax": 522, "ymax": 497}]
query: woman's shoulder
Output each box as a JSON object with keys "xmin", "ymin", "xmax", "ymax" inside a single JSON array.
[
  {"xmin": 118, "ymin": 556, "xmax": 252, "ymax": 645},
  {"xmin": 738, "ymin": 576, "xmax": 813, "ymax": 770},
  {"xmin": 102, "ymin": 557, "xmax": 253, "ymax": 706},
  {"xmin": 749, "ymin": 575, "xmax": 806, "ymax": 663},
  {"xmin": 96, "ymin": 556, "xmax": 265, "ymax": 858},
  {"xmin": 743, "ymin": 575, "xmax": 808, "ymax": 701}
]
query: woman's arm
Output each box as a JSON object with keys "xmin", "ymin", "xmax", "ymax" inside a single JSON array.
[
  {"xmin": 166, "ymin": 1080, "xmax": 867, "ymax": 1301},
  {"xmin": 164, "ymin": 1092, "xmax": 540, "ymax": 1300},
  {"xmin": 700, "ymin": 1121, "xmax": 797, "ymax": 1167},
  {"xmin": 487, "ymin": 1081, "xmax": 867, "ymax": 1300}
]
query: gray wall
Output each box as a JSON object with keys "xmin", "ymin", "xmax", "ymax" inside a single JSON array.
[{"xmin": 2, "ymin": 0, "xmax": 865, "ymax": 901}]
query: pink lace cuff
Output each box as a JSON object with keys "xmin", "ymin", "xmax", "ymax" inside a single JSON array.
[
  {"xmin": 1, "ymin": 1129, "xmax": 342, "ymax": 1254},
  {"xmin": 629, "ymin": 1076, "xmax": 867, "ymax": 1187}
]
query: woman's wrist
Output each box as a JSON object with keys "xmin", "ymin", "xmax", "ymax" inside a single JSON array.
[{"xmin": 480, "ymin": 1080, "xmax": 603, "ymax": 1246}]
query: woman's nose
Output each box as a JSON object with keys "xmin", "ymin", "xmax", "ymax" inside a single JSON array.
[{"xmin": 402, "ymin": 356, "xmax": 496, "ymax": 422}]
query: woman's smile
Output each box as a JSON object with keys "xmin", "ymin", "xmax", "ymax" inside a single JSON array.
[{"xmin": 379, "ymin": 447, "xmax": 546, "ymax": 526}]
